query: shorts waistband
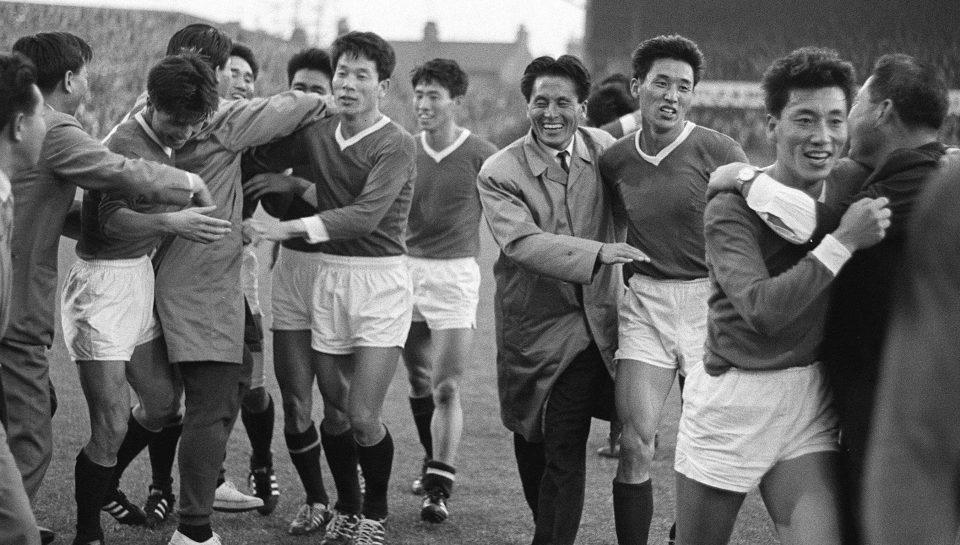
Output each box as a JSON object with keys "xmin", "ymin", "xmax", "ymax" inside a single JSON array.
[
  {"xmin": 727, "ymin": 360, "xmax": 822, "ymax": 376},
  {"xmin": 79, "ymin": 255, "xmax": 151, "ymax": 269},
  {"xmin": 629, "ymin": 274, "xmax": 709, "ymax": 287},
  {"xmin": 407, "ymin": 256, "xmax": 477, "ymax": 266},
  {"xmin": 317, "ymin": 253, "xmax": 407, "ymax": 270}
]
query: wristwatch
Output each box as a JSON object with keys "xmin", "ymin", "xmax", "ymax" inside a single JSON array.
[{"xmin": 736, "ymin": 166, "xmax": 762, "ymax": 192}]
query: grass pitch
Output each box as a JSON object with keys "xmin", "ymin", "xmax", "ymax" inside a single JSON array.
[{"xmin": 40, "ymin": 225, "xmax": 778, "ymax": 544}]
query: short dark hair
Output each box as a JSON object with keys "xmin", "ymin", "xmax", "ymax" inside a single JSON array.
[
  {"xmin": 520, "ymin": 55, "xmax": 591, "ymax": 103},
  {"xmin": 286, "ymin": 48, "xmax": 333, "ymax": 86},
  {"xmin": 330, "ymin": 31, "xmax": 395, "ymax": 81},
  {"xmin": 631, "ymin": 35, "xmax": 704, "ymax": 86},
  {"xmin": 165, "ymin": 24, "xmax": 232, "ymax": 71},
  {"xmin": 147, "ymin": 53, "xmax": 219, "ymax": 124},
  {"xmin": 762, "ymin": 47, "xmax": 856, "ymax": 118},
  {"xmin": 230, "ymin": 43, "xmax": 259, "ymax": 80},
  {"xmin": 0, "ymin": 52, "xmax": 41, "ymax": 132},
  {"xmin": 587, "ymin": 85, "xmax": 635, "ymax": 127},
  {"xmin": 410, "ymin": 58, "xmax": 468, "ymax": 98},
  {"xmin": 868, "ymin": 54, "xmax": 948, "ymax": 130},
  {"xmin": 11, "ymin": 32, "xmax": 92, "ymax": 93}
]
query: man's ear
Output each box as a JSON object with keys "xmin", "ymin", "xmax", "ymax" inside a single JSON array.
[
  {"xmin": 63, "ymin": 70, "xmax": 79, "ymax": 95},
  {"xmin": 10, "ymin": 112, "xmax": 26, "ymax": 144},
  {"xmin": 765, "ymin": 114, "xmax": 779, "ymax": 144},
  {"xmin": 875, "ymin": 98, "xmax": 895, "ymax": 126},
  {"xmin": 378, "ymin": 78, "xmax": 391, "ymax": 98}
]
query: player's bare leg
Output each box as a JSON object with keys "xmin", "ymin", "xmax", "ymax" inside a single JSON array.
[
  {"xmin": 402, "ymin": 322, "xmax": 434, "ymax": 493},
  {"xmin": 759, "ymin": 451, "xmax": 842, "ymax": 545},
  {"xmin": 613, "ymin": 360, "xmax": 676, "ymax": 544},
  {"xmin": 347, "ymin": 347, "xmax": 400, "ymax": 525},
  {"xmin": 273, "ymin": 330, "xmax": 336, "ymax": 534},
  {"xmin": 675, "ymin": 473, "xmax": 745, "ymax": 545},
  {"xmin": 74, "ymin": 360, "xmax": 136, "ymax": 542}
]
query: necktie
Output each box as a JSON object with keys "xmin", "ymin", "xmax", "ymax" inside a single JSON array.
[{"xmin": 558, "ymin": 150, "xmax": 570, "ymax": 174}]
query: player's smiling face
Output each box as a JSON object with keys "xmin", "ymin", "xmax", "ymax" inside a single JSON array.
[
  {"xmin": 228, "ymin": 56, "xmax": 255, "ymax": 100},
  {"xmin": 291, "ymin": 69, "xmax": 331, "ymax": 96},
  {"xmin": 527, "ymin": 75, "xmax": 583, "ymax": 151},
  {"xmin": 333, "ymin": 53, "xmax": 387, "ymax": 118},
  {"xmin": 767, "ymin": 86, "xmax": 848, "ymax": 187},
  {"xmin": 414, "ymin": 81, "xmax": 459, "ymax": 132},
  {"xmin": 633, "ymin": 58, "xmax": 694, "ymax": 137}
]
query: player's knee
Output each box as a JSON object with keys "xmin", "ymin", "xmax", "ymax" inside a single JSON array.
[
  {"xmin": 618, "ymin": 427, "xmax": 653, "ymax": 466},
  {"xmin": 242, "ymin": 387, "xmax": 269, "ymax": 412},
  {"xmin": 408, "ymin": 375, "xmax": 432, "ymax": 398},
  {"xmin": 433, "ymin": 378, "xmax": 460, "ymax": 405},
  {"xmin": 281, "ymin": 401, "xmax": 312, "ymax": 433},
  {"xmin": 348, "ymin": 413, "xmax": 381, "ymax": 441}
]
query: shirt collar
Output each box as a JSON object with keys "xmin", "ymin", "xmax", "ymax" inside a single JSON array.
[
  {"xmin": 421, "ymin": 128, "xmax": 471, "ymax": 163},
  {"xmin": 335, "ymin": 115, "xmax": 391, "ymax": 151},
  {"xmin": 536, "ymin": 133, "xmax": 577, "ymax": 166},
  {"xmin": 134, "ymin": 111, "xmax": 173, "ymax": 158},
  {"xmin": 634, "ymin": 121, "xmax": 695, "ymax": 166},
  {"xmin": 0, "ymin": 169, "xmax": 10, "ymax": 202}
]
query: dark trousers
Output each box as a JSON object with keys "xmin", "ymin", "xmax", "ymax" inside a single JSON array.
[
  {"xmin": 0, "ymin": 340, "xmax": 52, "ymax": 502},
  {"xmin": 514, "ymin": 343, "xmax": 613, "ymax": 545},
  {"xmin": 178, "ymin": 361, "xmax": 243, "ymax": 526}
]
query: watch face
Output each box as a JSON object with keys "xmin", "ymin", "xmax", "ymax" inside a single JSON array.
[{"xmin": 737, "ymin": 166, "xmax": 758, "ymax": 182}]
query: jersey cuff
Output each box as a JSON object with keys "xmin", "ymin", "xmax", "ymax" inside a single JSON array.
[
  {"xmin": 300, "ymin": 216, "xmax": 330, "ymax": 244},
  {"xmin": 746, "ymin": 172, "xmax": 816, "ymax": 244},
  {"xmin": 811, "ymin": 234, "xmax": 852, "ymax": 275},
  {"xmin": 186, "ymin": 173, "xmax": 202, "ymax": 193}
]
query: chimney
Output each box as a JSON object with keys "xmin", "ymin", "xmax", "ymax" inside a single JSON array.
[
  {"xmin": 424, "ymin": 21, "xmax": 439, "ymax": 43},
  {"xmin": 515, "ymin": 24, "xmax": 529, "ymax": 48}
]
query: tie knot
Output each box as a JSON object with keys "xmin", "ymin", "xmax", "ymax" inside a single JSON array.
[{"xmin": 557, "ymin": 150, "xmax": 570, "ymax": 173}]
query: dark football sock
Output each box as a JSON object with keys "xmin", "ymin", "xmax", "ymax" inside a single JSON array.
[
  {"xmin": 75, "ymin": 449, "xmax": 114, "ymax": 541},
  {"xmin": 242, "ymin": 391, "xmax": 274, "ymax": 469},
  {"xmin": 613, "ymin": 479, "xmax": 653, "ymax": 545},
  {"xmin": 110, "ymin": 411, "xmax": 158, "ymax": 493},
  {"xmin": 285, "ymin": 423, "xmax": 329, "ymax": 506},
  {"xmin": 320, "ymin": 424, "xmax": 362, "ymax": 514},
  {"xmin": 421, "ymin": 460, "xmax": 456, "ymax": 498},
  {"xmin": 356, "ymin": 427, "xmax": 394, "ymax": 521},
  {"xmin": 177, "ymin": 522, "xmax": 212, "ymax": 543},
  {"xmin": 148, "ymin": 419, "xmax": 182, "ymax": 493},
  {"xmin": 409, "ymin": 395, "xmax": 435, "ymax": 459}
]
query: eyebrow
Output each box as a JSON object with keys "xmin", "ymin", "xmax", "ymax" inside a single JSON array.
[{"xmin": 652, "ymin": 73, "xmax": 693, "ymax": 84}]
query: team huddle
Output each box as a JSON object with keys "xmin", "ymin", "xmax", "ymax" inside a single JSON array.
[{"xmin": 0, "ymin": 19, "xmax": 955, "ymax": 545}]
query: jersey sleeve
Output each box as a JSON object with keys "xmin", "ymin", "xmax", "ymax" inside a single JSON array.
[{"xmin": 314, "ymin": 131, "xmax": 416, "ymax": 240}]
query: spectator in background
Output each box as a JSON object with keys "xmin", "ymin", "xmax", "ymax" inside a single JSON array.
[{"xmin": 587, "ymin": 83, "xmax": 636, "ymax": 128}]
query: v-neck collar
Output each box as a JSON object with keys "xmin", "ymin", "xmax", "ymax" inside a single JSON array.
[
  {"xmin": 634, "ymin": 121, "xmax": 695, "ymax": 166},
  {"xmin": 421, "ymin": 129, "xmax": 471, "ymax": 163},
  {"xmin": 135, "ymin": 112, "xmax": 173, "ymax": 158},
  {"xmin": 335, "ymin": 115, "xmax": 391, "ymax": 151}
]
